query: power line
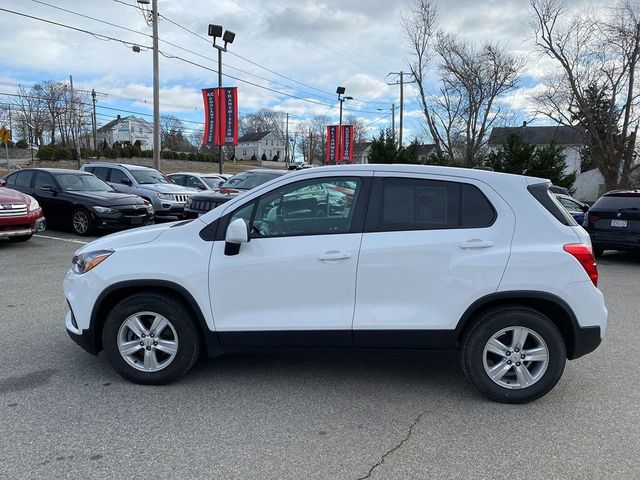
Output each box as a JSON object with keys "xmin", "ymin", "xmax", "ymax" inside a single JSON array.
[
  {"xmin": 35, "ymin": 0, "xmax": 338, "ymax": 102},
  {"xmin": 3, "ymin": 6, "xmax": 382, "ymax": 116}
]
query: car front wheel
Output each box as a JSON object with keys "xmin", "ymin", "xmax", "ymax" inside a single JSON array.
[
  {"xmin": 102, "ymin": 293, "xmax": 201, "ymax": 385},
  {"xmin": 461, "ymin": 306, "xmax": 566, "ymax": 404},
  {"xmin": 72, "ymin": 208, "xmax": 93, "ymax": 236}
]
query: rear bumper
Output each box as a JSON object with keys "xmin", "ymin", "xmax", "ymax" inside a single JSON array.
[
  {"xmin": 571, "ymin": 325, "xmax": 602, "ymax": 360},
  {"xmin": 589, "ymin": 230, "xmax": 640, "ymax": 250}
]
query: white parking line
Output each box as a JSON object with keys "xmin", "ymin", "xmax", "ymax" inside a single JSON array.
[{"xmin": 34, "ymin": 234, "xmax": 89, "ymax": 245}]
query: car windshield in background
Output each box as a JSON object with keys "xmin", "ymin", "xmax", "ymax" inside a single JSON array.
[
  {"xmin": 222, "ymin": 172, "xmax": 281, "ymax": 190},
  {"xmin": 131, "ymin": 169, "xmax": 171, "ymax": 185},
  {"xmin": 202, "ymin": 177, "xmax": 225, "ymax": 188},
  {"xmin": 56, "ymin": 173, "xmax": 113, "ymax": 192},
  {"xmin": 592, "ymin": 194, "xmax": 640, "ymax": 210}
]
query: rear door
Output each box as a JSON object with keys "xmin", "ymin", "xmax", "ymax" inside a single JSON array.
[
  {"xmin": 33, "ymin": 171, "xmax": 67, "ymax": 223},
  {"xmin": 353, "ymin": 172, "xmax": 515, "ymax": 348}
]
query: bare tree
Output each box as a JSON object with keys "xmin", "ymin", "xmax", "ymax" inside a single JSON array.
[
  {"xmin": 344, "ymin": 114, "xmax": 368, "ymax": 144},
  {"xmin": 531, "ymin": 0, "xmax": 640, "ymax": 189},
  {"xmin": 240, "ymin": 108, "xmax": 286, "ymax": 141},
  {"xmin": 160, "ymin": 114, "xmax": 189, "ymax": 151},
  {"xmin": 404, "ymin": 0, "xmax": 522, "ymax": 167}
]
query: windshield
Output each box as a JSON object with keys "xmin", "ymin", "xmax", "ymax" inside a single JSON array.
[
  {"xmin": 222, "ymin": 172, "xmax": 281, "ymax": 190},
  {"xmin": 56, "ymin": 173, "xmax": 113, "ymax": 192},
  {"xmin": 202, "ymin": 177, "xmax": 226, "ymax": 188},
  {"xmin": 131, "ymin": 169, "xmax": 171, "ymax": 185}
]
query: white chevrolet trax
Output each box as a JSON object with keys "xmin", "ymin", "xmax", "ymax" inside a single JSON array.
[{"xmin": 64, "ymin": 165, "xmax": 607, "ymax": 403}]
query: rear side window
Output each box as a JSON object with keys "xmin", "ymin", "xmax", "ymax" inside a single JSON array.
[
  {"xmin": 380, "ymin": 178, "xmax": 460, "ymax": 230},
  {"xmin": 4, "ymin": 172, "xmax": 16, "ymax": 185},
  {"xmin": 15, "ymin": 170, "xmax": 34, "ymax": 188},
  {"xmin": 373, "ymin": 178, "xmax": 495, "ymax": 231},
  {"xmin": 93, "ymin": 167, "xmax": 110, "ymax": 181},
  {"xmin": 592, "ymin": 194, "xmax": 640, "ymax": 210}
]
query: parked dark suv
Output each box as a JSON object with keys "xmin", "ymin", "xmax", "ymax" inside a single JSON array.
[{"xmin": 584, "ymin": 189, "xmax": 640, "ymax": 256}]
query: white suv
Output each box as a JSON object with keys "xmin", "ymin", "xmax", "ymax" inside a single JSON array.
[{"xmin": 64, "ymin": 165, "xmax": 606, "ymax": 403}]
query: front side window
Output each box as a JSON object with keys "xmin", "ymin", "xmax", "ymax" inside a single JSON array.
[
  {"xmin": 34, "ymin": 171, "xmax": 55, "ymax": 189},
  {"xmin": 109, "ymin": 168, "xmax": 130, "ymax": 184},
  {"xmin": 229, "ymin": 177, "xmax": 362, "ymax": 238}
]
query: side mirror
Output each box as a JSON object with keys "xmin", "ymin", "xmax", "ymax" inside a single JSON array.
[
  {"xmin": 121, "ymin": 177, "xmax": 132, "ymax": 186},
  {"xmin": 226, "ymin": 218, "xmax": 249, "ymax": 244},
  {"xmin": 581, "ymin": 204, "xmax": 589, "ymax": 213},
  {"xmin": 225, "ymin": 218, "xmax": 249, "ymax": 256},
  {"xmin": 0, "ymin": 179, "xmax": 6, "ymax": 187}
]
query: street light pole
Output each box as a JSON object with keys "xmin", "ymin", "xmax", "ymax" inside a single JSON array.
[
  {"xmin": 208, "ymin": 25, "xmax": 235, "ymax": 175},
  {"xmin": 336, "ymin": 86, "xmax": 353, "ymax": 127}
]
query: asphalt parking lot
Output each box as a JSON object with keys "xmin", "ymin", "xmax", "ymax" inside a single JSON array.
[{"xmin": 1, "ymin": 229, "xmax": 640, "ymax": 480}]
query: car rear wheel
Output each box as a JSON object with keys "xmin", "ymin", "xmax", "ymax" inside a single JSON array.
[
  {"xmin": 461, "ymin": 306, "xmax": 566, "ymax": 404},
  {"xmin": 72, "ymin": 208, "xmax": 93, "ymax": 236},
  {"xmin": 8, "ymin": 234, "xmax": 32, "ymax": 242},
  {"xmin": 102, "ymin": 293, "xmax": 201, "ymax": 385}
]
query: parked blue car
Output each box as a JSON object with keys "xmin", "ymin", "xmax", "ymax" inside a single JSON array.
[{"xmin": 554, "ymin": 193, "xmax": 589, "ymax": 224}]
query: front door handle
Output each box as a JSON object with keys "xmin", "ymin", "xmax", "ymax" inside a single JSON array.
[
  {"xmin": 459, "ymin": 240, "xmax": 494, "ymax": 249},
  {"xmin": 318, "ymin": 251, "xmax": 351, "ymax": 261}
]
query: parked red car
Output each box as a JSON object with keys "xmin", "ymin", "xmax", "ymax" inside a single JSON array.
[{"xmin": 0, "ymin": 178, "xmax": 46, "ymax": 242}]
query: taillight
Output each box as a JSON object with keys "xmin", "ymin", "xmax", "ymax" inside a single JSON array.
[
  {"xmin": 563, "ymin": 244, "xmax": 598, "ymax": 287},
  {"xmin": 587, "ymin": 213, "xmax": 601, "ymax": 223}
]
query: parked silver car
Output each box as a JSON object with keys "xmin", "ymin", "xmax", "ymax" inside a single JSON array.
[
  {"xmin": 81, "ymin": 163, "xmax": 197, "ymax": 217},
  {"xmin": 167, "ymin": 172, "xmax": 228, "ymax": 190}
]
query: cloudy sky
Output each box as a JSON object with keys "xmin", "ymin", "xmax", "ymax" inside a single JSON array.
[{"xmin": 0, "ymin": 0, "xmax": 593, "ymax": 141}]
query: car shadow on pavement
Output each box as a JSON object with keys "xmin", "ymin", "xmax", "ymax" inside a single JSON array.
[{"xmin": 597, "ymin": 251, "xmax": 640, "ymax": 265}]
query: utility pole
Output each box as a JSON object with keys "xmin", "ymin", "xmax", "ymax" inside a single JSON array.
[
  {"xmin": 308, "ymin": 128, "xmax": 313, "ymax": 165},
  {"xmin": 391, "ymin": 103, "xmax": 396, "ymax": 143},
  {"xmin": 151, "ymin": 0, "xmax": 160, "ymax": 171},
  {"xmin": 91, "ymin": 89, "xmax": 97, "ymax": 151},
  {"xmin": 388, "ymin": 71, "xmax": 415, "ymax": 148},
  {"xmin": 284, "ymin": 112, "xmax": 289, "ymax": 165},
  {"xmin": 8, "ymin": 105, "xmax": 12, "ymax": 138},
  {"xmin": 69, "ymin": 75, "xmax": 81, "ymax": 168}
]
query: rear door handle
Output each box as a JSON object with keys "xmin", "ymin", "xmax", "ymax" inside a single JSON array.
[
  {"xmin": 459, "ymin": 240, "xmax": 494, "ymax": 249},
  {"xmin": 318, "ymin": 251, "xmax": 351, "ymax": 261}
]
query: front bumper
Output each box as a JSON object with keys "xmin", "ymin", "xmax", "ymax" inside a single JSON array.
[
  {"xmin": 66, "ymin": 310, "xmax": 99, "ymax": 355},
  {"xmin": 92, "ymin": 210, "xmax": 155, "ymax": 230},
  {"xmin": 0, "ymin": 212, "xmax": 46, "ymax": 238}
]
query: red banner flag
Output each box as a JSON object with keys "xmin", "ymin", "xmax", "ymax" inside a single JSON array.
[
  {"xmin": 201, "ymin": 88, "xmax": 220, "ymax": 146},
  {"xmin": 325, "ymin": 125, "xmax": 339, "ymax": 164},
  {"xmin": 219, "ymin": 87, "xmax": 239, "ymax": 146},
  {"xmin": 340, "ymin": 125, "xmax": 354, "ymax": 164}
]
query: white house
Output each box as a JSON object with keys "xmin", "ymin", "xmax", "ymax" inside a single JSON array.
[
  {"xmin": 488, "ymin": 124, "xmax": 605, "ymax": 202},
  {"xmin": 97, "ymin": 115, "xmax": 154, "ymax": 149},
  {"xmin": 235, "ymin": 131, "xmax": 285, "ymax": 161}
]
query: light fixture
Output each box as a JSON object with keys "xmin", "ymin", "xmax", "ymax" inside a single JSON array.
[
  {"xmin": 336, "ymin": 86, "xmax": 346, "ymax": 95},
  {"xmin": 208, "ymin": 24, "xmax": 223, "ymax": 38}
]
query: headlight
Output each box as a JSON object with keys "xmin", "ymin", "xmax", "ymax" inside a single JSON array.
[
  {"xmin": 27, "ymin": 196, "xmax": 40, "ymax": 211},
  {"xmin": 93, "ymin": 206, "xmax": 118, "ymax": 214},
  {"xmin": 144, "ymin": 202, "xmax": 154, "ymax": 213},
  {"xmin": 158, "ymin": 193, "xmax": 174, "ymax": 200},
  {"xmin": 72, "ymin": 249, "xmax": 114, "ymax": 274}
]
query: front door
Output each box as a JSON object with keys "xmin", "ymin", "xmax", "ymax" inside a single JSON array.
[
  {"xmin": 32, "ymin": 171, "xmax": 67, "ymax": 223},
  {"xmin": 353, "ymin": 173, "xmax": 515, "ymax": 349},
  {"xmin": 208, "ymin": 174, "xmax": 371, "ymax": 347}
]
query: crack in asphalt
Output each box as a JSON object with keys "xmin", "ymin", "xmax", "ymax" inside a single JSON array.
[{"xmin": 356, "ymin": 412, "xmax": 426, "ymax": 480}]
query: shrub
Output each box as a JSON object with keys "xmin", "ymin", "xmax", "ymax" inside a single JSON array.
[
  {"xmin": 161, "ymin": 150, "xmax": 175, "ymax": 159},
  {"xmin": 55, "ymin": 146, "xmax": 72, "ymax": 160},
  {"xmin": 15, "ymin": 139, "xmax": 28, "ymax": 149},
  {"xmin": 178, "ymin": 152, "xmax": 188, "ymax": 161},
  {"xmin": 37, "ymin": 145, "xmax": 56, "ymax": 161}
]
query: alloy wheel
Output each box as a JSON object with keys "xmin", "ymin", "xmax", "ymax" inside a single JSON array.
[
  {"xmin": 482, "ymin": 326, "xmax": 549, "ymax": 389},
  {"xmin": 72, "ymin": 210, "xmax": 89, "ymax": 234},
  {"xmin": 117, "ymin": 311, "xmax": 179, "ymax": 372}
]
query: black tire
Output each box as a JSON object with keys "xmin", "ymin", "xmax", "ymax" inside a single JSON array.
[
  {"xmin": 71, "ymin": 208, "xmax": 94, "ymax": 236},
  {"xmin": 102, "ymin": 292, "xmax": 201, "ymax": 385},
  {"xmin": 460, "ymin": 306, "xmax": 566, "ymax": 404},
  {"xmin": 8, "ymin": 234, "xmax": 33, "ymax": 242},
  {"xmin": 593, "ymin": 246, "xmax": 604, "ymax": 258}
]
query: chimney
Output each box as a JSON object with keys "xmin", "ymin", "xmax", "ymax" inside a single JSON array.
[
  {"xmin": 522, "ymin": 121, "xmax": 527, "ymax": 128},
  {"xmin": 117, "ymin": 114, "xmax": 121, "ymax": 121}
]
